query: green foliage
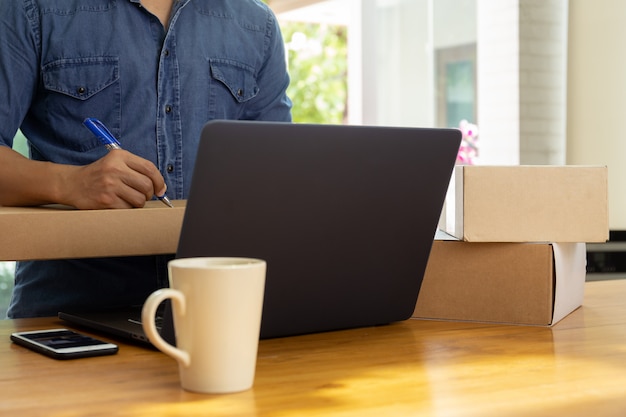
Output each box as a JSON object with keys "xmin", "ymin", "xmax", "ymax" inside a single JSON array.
[
  {"xmin": 282, "ymin": 22, "xmax": 348, "ymax": 124},
  {"xmin": 13, "ymin": 130, "xmax": 29, "ymax": 157},
  {"xmin": 0, "ymin": 262, "xmax": 15, "ymax": 318}
]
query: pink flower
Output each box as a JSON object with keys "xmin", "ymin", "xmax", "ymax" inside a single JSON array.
[{"xmin": 456, "ymin": 119, "xmax": 479, "ymax": 165}]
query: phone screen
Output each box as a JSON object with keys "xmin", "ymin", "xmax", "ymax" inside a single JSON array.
[
  {"xmin": 21, "ymin": 329, "xmax": 108, "ymax": 349},
  {"xmin": 11, "ymin": 329, "xmax": 118, "ymax": 359}
]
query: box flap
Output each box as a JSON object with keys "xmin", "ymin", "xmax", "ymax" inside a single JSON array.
[{"xmin": 551, "ymin": 242, "xmax": 586, "ymax": 323}]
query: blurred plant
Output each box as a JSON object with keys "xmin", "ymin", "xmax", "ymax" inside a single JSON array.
[
  {"xmin": 0, "ymin": 262, "xmax": 15, "ymax": 318},
  {"xmin": 456, "ymin": 119, "xmax": 479, "ymax": 164},
  {"xmin": 281, "ymin": 22, "xmax": 348, "ymax": 124}
]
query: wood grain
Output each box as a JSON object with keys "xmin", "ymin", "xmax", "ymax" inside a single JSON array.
[{"xmin": 1, "ymin": 280, "xmax": 625, "ymax": 417}]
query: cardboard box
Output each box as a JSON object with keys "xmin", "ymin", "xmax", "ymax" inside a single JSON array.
[
  {"xmin": 0, "ymin": 200, "xmax": 186, "ymax": 261},
  {"xmin": 413, "ymin": 232, "xmax": 587, "ymax": 326},
  {"xmin": 442, "ymin": 165, "xmax": 609, "ymax": 242}
]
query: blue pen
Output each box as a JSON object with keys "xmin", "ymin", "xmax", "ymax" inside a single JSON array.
[{"xmin": 83, "ymin": 117, "xmax": 174, "ymax": 208}]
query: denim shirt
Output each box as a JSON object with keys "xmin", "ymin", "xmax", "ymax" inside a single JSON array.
[{"xmin": 1, "ymin": 0, "xmax": 292, "ymax": 318}]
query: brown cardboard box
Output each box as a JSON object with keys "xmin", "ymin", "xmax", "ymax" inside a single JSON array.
[
  {"xmin": 442, "ymin": 165, "xmax": 609, "ymax": 242},
  {"xmin": 0, "ymin": 200, "xmax": 185, "ymax": 261},
  {"xmin": 413, "ymin": 233, "xmax": 586, "ymax": 326}
]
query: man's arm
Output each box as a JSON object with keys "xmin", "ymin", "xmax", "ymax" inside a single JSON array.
[
  {"xmin": 0, "ymin": 145, "xmax": 167, "ymax": 209},
  {"xmin": 243, "ymin": 6, "xmax": 292, "ymax": 122}
]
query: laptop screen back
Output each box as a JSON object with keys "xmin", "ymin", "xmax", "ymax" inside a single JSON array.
[{"xmin": 176, "ymin": 121, "xmax": 461, "ymax": 338}]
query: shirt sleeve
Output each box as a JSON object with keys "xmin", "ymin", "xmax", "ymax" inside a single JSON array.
[
  {"xmin": 0, "ymin": 1, "xmax": 40, "ymax": 148},
  {"xmin": 242, "ymin": 6, "xmax": 292, "ymax": 123}
]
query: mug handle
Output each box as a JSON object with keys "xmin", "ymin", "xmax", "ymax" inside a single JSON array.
[{"xmin": 141, "ymin": 288, "xmax": 190, "ymax": 367}]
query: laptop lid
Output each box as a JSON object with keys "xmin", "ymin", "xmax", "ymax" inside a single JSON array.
[
  {"xmin": 177, "ymin": 120, "xmax": 460, "ymax": 338},
  {"xmin": 60, "ymin": 121, "xmax": 460, "ymax": 342}
]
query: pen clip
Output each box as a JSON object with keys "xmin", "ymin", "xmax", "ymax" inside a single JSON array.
[{"xmin": 83, "ymin": 118, "xmax": 122, "ymax": 150}]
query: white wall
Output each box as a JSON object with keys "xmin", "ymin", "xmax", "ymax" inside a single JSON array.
[
  {"xmin": 476, "ymin": 0, "xmax": 568, "ymax": 166},
  {"xmin": 567, "ymin": 0, "xmax": 626, "ymax": 230},
  {"xmin": 433, "ymin": 0, "xmax": 477, "ymax": 49},
  {"xmin": 476, "ymin": 0, "xmax": 521, "ymax": 164},
  {"xmin": 519, "ymin": 0, "xmax": 569, "ymax": 165},
  {"xmin": 351, "ymin": 0, "xmax": 433, "ymax": 127}
]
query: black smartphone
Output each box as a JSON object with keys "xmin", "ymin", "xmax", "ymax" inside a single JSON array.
[{"xmin": 10, "ymin": 328, "xmax": 118, "ymax": 360}]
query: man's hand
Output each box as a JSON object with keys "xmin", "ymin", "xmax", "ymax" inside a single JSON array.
[
  {"xmin": 0, "ymin": 146, "xmax": 167, "ymax": 209},
  {"xmin": 61, "ymin": 150, "xmax": 168, "ymax": 209}
]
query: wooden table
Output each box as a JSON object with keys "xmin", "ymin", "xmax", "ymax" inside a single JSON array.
[{"xmin": 1, "ymin": 280, "xmax": 625, "ymax": 417}]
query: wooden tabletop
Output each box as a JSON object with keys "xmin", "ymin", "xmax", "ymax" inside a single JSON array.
[{"xmin": 1, "ymin": 279, "xmax": 625, "ymax": 417}]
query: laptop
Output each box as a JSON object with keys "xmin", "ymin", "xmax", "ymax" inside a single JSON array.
[{"xmin": 59, "ymin": 120, "xmax": 461, "ymax": 345}]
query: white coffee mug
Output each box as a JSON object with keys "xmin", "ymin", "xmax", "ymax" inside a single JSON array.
[{"xmin": 142, "ymin": 257, "xmax": 266, "ymax": 394}]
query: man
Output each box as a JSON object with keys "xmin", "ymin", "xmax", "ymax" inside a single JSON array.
[{"xmin": 0, "ymin": 0, "xmax": 292, "ymax": 317}]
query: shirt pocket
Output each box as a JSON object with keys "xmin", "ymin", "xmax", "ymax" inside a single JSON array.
[
  {"xmin": 41, "ymin": 57, "xmax": 121, "ymax": 152},
  {"xmin": 209, "ymin": 59, "xmax": 259, "ymax": 115}
]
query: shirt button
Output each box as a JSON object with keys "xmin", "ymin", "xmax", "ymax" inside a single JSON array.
[
  {"xmin": 165, "ymin": 105, "xmax": 172, "ymax": 114},
  {"xmin": 167, "ymin": 164, "xmax": 174, "ymax": 173},
  {"xmin": 163, "ymin": 49, "xmax": 170, "ymax": 57},
  {"xmin": 237, "ymin": 89, "xmax": 244, "ymax": 97},
  {"xmin": 77, "ymin": 86, "xmax": 86, "ymax": 95}
]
